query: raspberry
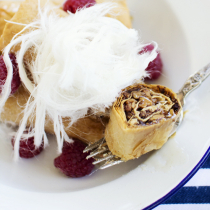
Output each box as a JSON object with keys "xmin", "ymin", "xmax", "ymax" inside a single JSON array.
[
  {"xmin": 11, "ymin": 132, "xmax": 44, "ymax": 158},
  {"xmin": 54, "ymin": 140, "xmax": 94, "ymax": 178},
  {"xmin": 0, "ymin": 53, "xmax": 21, "ymax": 94},
  {"xmin": 140, "ymin": 44, "xmax": 163, "ymax": 80},
  {"xmin": 142, "ymin": 44, "xmax": 155, "ymax": 53},
  {"xmin": 63, "ymin": 0, "xmax": 96, "ymax": 13}
]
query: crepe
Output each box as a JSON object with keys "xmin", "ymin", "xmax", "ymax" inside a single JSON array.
[
  {"xmin": 0, "ymin": 0, "xmax": 131, "ymax": 51},
  {"xmin": 105, "ymin": 84, "xmax": 182, "ymax": 161},
  {"xmin": 0, "ymin": 0, "xmax": 131, "ymax": 144},
  {"xmin": 0, "ymin": 1, "xmax": 21, "ymax": 36}
]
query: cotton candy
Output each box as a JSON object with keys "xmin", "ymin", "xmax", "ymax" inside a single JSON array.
[{"xmin": 1, "ymin": 2, "xmax": 157, "ymax": 160}]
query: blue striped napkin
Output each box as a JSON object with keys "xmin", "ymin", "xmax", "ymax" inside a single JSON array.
[{"xmin": 154, "ymin": 154, "xmax": 210, "ymax": 210}]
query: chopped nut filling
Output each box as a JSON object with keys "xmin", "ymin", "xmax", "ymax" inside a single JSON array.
[{"xmin": 122, "ymin": 87, "xmax": 178, "ymax": 126}]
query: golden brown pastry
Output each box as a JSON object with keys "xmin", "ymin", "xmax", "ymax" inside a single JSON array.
[
  {"xmin": 1, "ymin": 86, "xmax": 109, "ymax": 144},
  {"xmin": 96, "ymin": 0, "xmax": 131, "ymax": 28},
  {"xmin": 0, "ymin": 0, "xmax": 67, "ymax": 51},
  {"xmin": 0, "ymin": 0, "xmax": 131, "ymax": 144},
  {"xmin": 105, "ymin": 84, "xmax": 182, "ymax": 161},
  {"xmin": 0, "ymin": 0, "xmax": 131, "ymax": 50},
  {"xmin": 0, "ymin": 1, "xmax": 21, "ymax": 36}
]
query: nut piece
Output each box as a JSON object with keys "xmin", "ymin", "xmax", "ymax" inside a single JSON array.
[{"xmin": 138, "ymin": 98, "xmax": 153, "ymax": 109}]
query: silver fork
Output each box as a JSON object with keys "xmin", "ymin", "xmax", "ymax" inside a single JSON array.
[{"xmin": 84, "ymin": 63, "xmax": 210, "ymax": 169}]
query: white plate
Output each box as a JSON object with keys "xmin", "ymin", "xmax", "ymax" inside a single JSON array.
[{"xmin": 1, "ymin": 0, "xmax": 210, "ymax": 209}]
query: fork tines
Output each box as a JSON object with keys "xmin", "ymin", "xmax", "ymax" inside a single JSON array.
[
  {"xmin": 84, "ymin": 137, "xmax": 124, "ymax": 169},
  {"xmin": 83, "ymin": 137, "xmax": 105, "ymax": 153}
]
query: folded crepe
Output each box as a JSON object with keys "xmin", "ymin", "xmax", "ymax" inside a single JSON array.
[
  {"xmin": 0, "ymin": 0, "xmax": 159, "ymax": 161},
  {"xmin": 0, "ymin": 1, "xmax": 21, "ymax": 37},
  {"xmin": 0, "ymin": 0, "xmax": 131, "ymax": 143},
  {"xmin": 105, "ymin": 84, "xmax": 182, "ymax": 161},
  {"xmin": 0, "ymin": 0, "xmax": 131, "ymax": 50},
  {"xmin": 0, "ymin": 0, "xmax": 137, "ymax": 145}
]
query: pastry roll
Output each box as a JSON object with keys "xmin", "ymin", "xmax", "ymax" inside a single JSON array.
[{"xmin": 105, "ymin": 84, "xmax": 182, "ymax": 161}]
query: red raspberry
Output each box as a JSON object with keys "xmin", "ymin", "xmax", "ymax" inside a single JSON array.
[
  {"xmin": 140, "ymin": 44, "xmax": 163, "ymax": 80},
  {"xmin": 0, "ymin": 53, "xmax": 21, "ymax": 94},
  {"xmin": 63, "ymin": 0, "xmax": 96, "ymax": 13},
  {"xmin": 54, "ymin": 140, "xmax": 94, "ymax": 178},
  {"xmin": 11, "ymin": 132, "xmax": 44, "ymax": 158},
  {"xmin": 142, "ymin": 44, "xmax": 155, "ymax": 53}
]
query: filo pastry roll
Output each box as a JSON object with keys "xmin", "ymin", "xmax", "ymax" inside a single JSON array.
[{"xmin": 105, "ymin": 84, "xmax": 182, "ymax": 161}]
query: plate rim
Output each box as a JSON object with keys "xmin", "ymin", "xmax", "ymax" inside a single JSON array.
[
  {"xmin": 1, "ymin": 2, "xmax": 210, "ymax": 210},
  {"xmin": 143, "ymin": 146, "xmax": 210, "ymax": 210}
]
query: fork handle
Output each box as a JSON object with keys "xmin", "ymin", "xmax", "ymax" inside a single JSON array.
[{"xmin": 177, "ymin": 63, "xmax": 210, "ymax": 106}]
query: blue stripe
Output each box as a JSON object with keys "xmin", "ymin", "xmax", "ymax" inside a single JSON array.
[
  {"xmin": 201, "ymin": 154, "xmax": 210, "ymax": 168},
  {"xmin": 144, "ymin": 148, "xmax": 210, "ymax": 210},
  {"xmin": 162, "ymin": 187, "xmax": 210, "ymax": 204}
]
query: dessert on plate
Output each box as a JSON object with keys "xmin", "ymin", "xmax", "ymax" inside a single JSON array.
[
  {"xmin": 0, "ymin": 0, "xmax": 180, "ymax": 177},
  {"xmin": 0, "ymin": 0, "xmax": 132, "ymax": 146}
]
